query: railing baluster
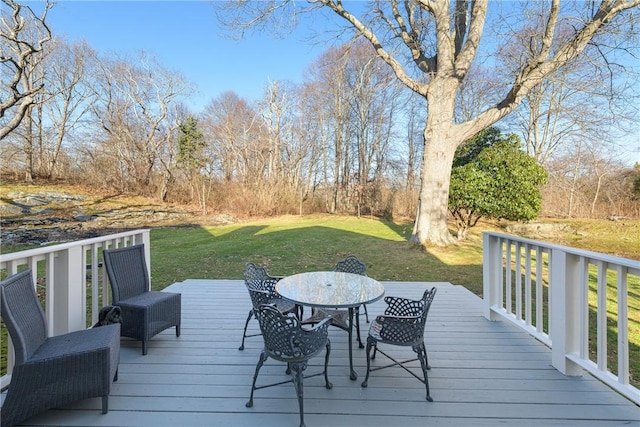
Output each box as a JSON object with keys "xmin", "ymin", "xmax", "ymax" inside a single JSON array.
[
  {"xmin": 535, "ymin": 246, "xmax": 543, "ymax": 334},
  {"xmin": 515, "ymin": 242, "xmax": 522, "ymax": 321},
  {"xmin": 505, "ymin": 241, "xmax": 512, "ymax": 315},
  {"xmin": 596, "ymin": 260, "xmax": 608, "ymax": 372},
  {"xmin": 524, "ymin": 243, "xmax": 532, "ymax": 328},
  {"xmin": 46, "ymin": 252, "xmax": 55, "ymax": 336},
  {"xmin": 617, "ymin": 265, "xmax": 629, "ymax": 386},
  {"xmin": 579, "ymin": 257, "xmax": 589, "ymax": 361},
  {"xmin": 482, "ymin": 231, "xmax": 639, "ymax": 404}
]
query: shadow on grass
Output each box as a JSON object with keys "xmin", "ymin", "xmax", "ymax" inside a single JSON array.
[
  {"xmin": 148, "ymin": 220, "xmax": 638, "ymax": 390},
  {"xmin": 149, "ymin": 220, "xmax": 484, "ymax": 294}
]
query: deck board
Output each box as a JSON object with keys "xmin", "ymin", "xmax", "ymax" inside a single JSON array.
[{"xmin": 8, "ymin": 279, "xmax": 639, "ymax": 426}]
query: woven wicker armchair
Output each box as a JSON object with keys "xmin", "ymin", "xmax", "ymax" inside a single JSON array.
[
  {"xmin": 103, "ymin": 244, "xmax": 181, "ymax": 355},
  {"xmin": 246, "ymin": 302, "xmax": 332, "ymax": 427},
  {"xmin": 0, "ymin": 269, "xmax": 120, "ymax": 427},
  {"xmin": 361, "ymin": 287, "xmax": 437, "ymax": 401},
  {"xmin": 239, "ymin": 262, "xmax": 300, "ymax": 350}
]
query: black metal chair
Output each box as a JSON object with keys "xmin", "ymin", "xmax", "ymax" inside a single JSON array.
[
  {"xmin": 103, "ymin": 244, "xmax": 181, "ymax": 355},
  {"xmin": 239, "ymin": 262, "xmax": 300, "ymax": 350},
  {"xmin": 361, "ymin": 287, "xmax": 437, "ymax": 402},
  {"xmin": 334, "ymin": 255, "xmax": 369, "ymax": 323},
  {"xmin": 0, "ymin": 269, "xmax": 120, "ymax": 427},
  {"xmin": 246, "ymin": 302, "xmax": 332, "ymax": 427},
  {"xmin": 301, "ymin": 255, "xmax": 368, "ymax": 348}
]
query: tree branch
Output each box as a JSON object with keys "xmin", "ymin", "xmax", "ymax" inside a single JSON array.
[
  {"xmin": 460, "ymin": 0, "xmax": 640, "ymax": 141},
  {"xmin": 318, "ymin": 0, "xmax": 428, "ymax": 94}
]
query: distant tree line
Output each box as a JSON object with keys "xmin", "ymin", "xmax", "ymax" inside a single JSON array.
[{"xmin": 1, "ymin": 0, "xmax": 639, "ymax": 238}]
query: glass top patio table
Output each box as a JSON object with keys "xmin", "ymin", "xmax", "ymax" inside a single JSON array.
[{"xmin": 276, "ymin": 271, "xmax": 385, "ymax": 380}]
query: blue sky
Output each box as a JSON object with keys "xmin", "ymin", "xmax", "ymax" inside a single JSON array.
[
  {"xmin": 43, "ymin": 1, "xmax": 342, "ymax": 111},
  {"xmin": 22, "ymin": 1, "xmax": 640, "ymax": 163}
]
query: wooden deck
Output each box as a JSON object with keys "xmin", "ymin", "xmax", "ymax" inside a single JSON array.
[{"xmin": 12, "ymin": 279, "xmax": 640, "ymax": 426}]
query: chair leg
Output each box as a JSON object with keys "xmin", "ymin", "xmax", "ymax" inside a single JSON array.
[
  {"xmin": 176, "ymin": 324, "xmax": 180, "ymax": 337},
  {"xmin": 415, "ymin": 343, "xmax": 433, "ymax": 402},
  {"xmin": 355, "ymin": 308, "xmax": 364, "ymax": 349},
  {"xmin": 323, "ymin": 340, "xmax": 333, "ymax": 390},
  {"xmin": 246, "ymin": 351, "xmax": 268, "ymax": 408},
  {"xmin": 102, "ymin": 395, "xmax": 109, "ymax": 414},
  {"xmin": 291, "ymin": 363, "xmax": 306, "ymax": 427},
  {"xmin": 114, "ymin": 369, "xmax": 118, "ymax": 382},
  {"xmin": 142, "ymin": 340, "xmax": 147, "ymax": 355},
  {"xmin": 361, "ymin": 339, "xmax": 374, "ymax": 388},
  {"xmin": 239, "ymin": 309, "xmax": 254, "ymax": 350},
  {"xmin": 363, "ymin": 304, "xmax": 370, "ymax": 323}
]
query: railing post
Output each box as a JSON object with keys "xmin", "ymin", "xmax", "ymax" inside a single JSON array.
[
  {"xmin": 550, "ymin": 248, "xmax": 583, "ymax": 376},
  {"xmin": 483, "ymin": 233, "xmax": 502, "ymax": 320},
  {"xmin": 141, "ymin": 232, "xmax": 152, "ymax": 287},
  {"xmin": 52, "ymin": 246, "xmax": 85, "ymax": 335}
]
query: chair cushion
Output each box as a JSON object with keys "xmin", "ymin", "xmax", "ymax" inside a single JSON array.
[
  {"xmin": 30, "ymin": 324, "xmax": 120, "ymax": 363},
  {"xmin": 116, "ymin": 291, "xmax": 179, "ymax": 308}
]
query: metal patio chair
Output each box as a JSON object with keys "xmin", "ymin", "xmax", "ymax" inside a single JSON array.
[
  {"xmin": 334, "ymin": 255, "xmax": 370, "ymax": 323},
  {"xmin": 103, "ymin": 244, "xmax": 181, "ymax": 355},
  {"xmin": 239, "ymin": 262, "xmax": 300, "ymax": 350},
  {"xmin": 361, "ymin": 286, "xmax": 437, "ymax": 401},
  {"xmin": 301, "ymin": 255, "xmax": 368, "ymax": 348},
  {"xmin": 0, "ymin": 269, "xmax": 120, "ymax": 427},
  {"xmin": 246, "ymin": 303, "xmax": 332, "ymax": 427}
]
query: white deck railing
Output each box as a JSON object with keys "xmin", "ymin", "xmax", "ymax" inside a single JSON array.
[
  {"xmin": 483, "ymin": 231, "xmax": 640, "ymax": 404},
  {"xmin": 0, "ymin": 229, "xmax": 150, "ymax": 390},
  {"xmin": 2, "ymin": 229, "xmax": 637, "ymax": 404}
]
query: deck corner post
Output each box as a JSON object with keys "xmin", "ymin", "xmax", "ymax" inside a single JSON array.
[
  {"xmin": 550, "ymin": 248, "xmax": 583, "ymax": 377},
  {"xmin": 483, "ymin": 232, "xmax": 502, "ymax": 321},
  {"xmin": 52, "ymin": 245, "xmax": 85, "ymax": 335}
]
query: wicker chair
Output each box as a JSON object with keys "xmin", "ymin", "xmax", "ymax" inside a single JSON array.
[
  {"xmin": 103, "ymin": 244, "xmax": 181, "ymax": 355},
  {"xmin": 0, "ymin": 269, "xmax": 120, "ymax": 427},
  {"xmin": 361, "ymin": 287, "xmax": 437, "ymax": 401},
  {"xmin": 246, "ymin": 302, "xmax": 332, "ymax": 427},
  {"xmin": 239, "ymin": 262, "xmax": 300, "ymax": 350}
]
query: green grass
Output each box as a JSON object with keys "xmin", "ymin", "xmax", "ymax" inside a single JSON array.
[
  {"xmin": 149, "ymin": 214, "xmax": 486, "ymax": 295},
  {"xmin": 1, "ymin": 213, "xmax": 638, "ymax": 390}
]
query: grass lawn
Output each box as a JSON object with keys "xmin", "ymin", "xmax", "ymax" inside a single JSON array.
[
  {"xmin": 1, "ymin": 212, "xmax": 638, "ymax": 389},
  {"xmin": 149, "ymin": 214, "xmax": 488, "ymax": 296}
]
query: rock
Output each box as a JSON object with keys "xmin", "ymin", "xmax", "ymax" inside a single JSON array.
[
  {"xmin": 0, "ymin": 188, "xmax": 232, "ymax": 246},
  {"xmin": 503, "ymin": 222, "xmax": 570, "ymax": 238}
]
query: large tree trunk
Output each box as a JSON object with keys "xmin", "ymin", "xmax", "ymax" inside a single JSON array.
[
  {"xmin": 411, "ymin": 129, "xmax": 459, "ymax": 246},
  {"xmin": 411, "ymin": 78, "xmax": 462, "ymax": 246}
]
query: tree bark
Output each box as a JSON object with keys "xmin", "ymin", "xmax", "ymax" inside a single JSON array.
[{"xmin": 410, "ymin": 77, "xmax": 462, "ymax": 246}]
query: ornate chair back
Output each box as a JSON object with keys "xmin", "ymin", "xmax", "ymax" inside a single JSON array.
[{"xmin": 333, "ymin": 255, "xmax": 366, "ymax": 276}]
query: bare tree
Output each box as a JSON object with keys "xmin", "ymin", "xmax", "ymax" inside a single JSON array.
[
  {"xmin": 343, "ymin": 41, "xmax": 400, "ymax": 216},
  {"xmin": 0, "ymin": 0, "xmax": 52, "ymax": 141},
  {"xmin": 38, "ymin": 39, "xmax": 94, "ymax": 179},
  {"xmin": 219, "ymin": 0, "xmax": 640, "ymax": 246},
  {"xmin": 497, "ymin": 14, "xmax": 639, "ymax": 165},
  {"xmin": 90, "ymin": 51, "xmax": 191, "ymax": 198},
  {"xmin": 200, "ymin": 91, "xmax": 262, "ymax": 184},
  {"xmin": 304, "ymin": 45, "xmax": 352, "ymax": 213}
]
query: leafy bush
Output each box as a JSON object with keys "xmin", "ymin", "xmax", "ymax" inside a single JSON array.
[{"xmin": 449, "ymin": 127, "xmax": 547, "ymax": 239}]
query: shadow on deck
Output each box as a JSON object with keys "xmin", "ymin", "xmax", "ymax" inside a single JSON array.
[{"xmin": 12, "ymin": 280, "xmax": 640, "ymax": 426}]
